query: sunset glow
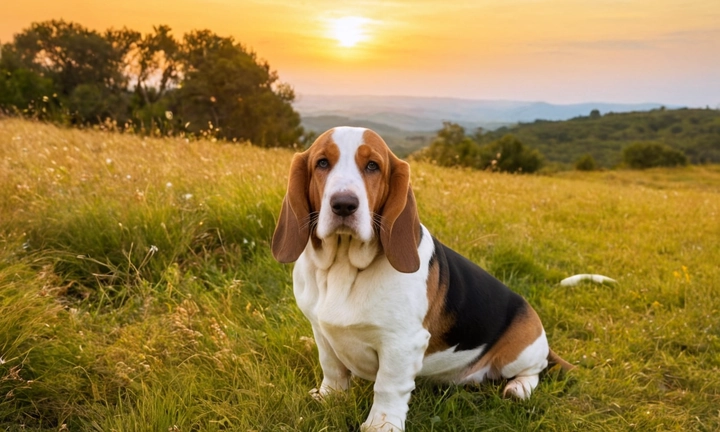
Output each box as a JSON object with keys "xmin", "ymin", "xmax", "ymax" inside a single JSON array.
[
  {"xmin": 329, "ymin": 16, "xmax": 371, "ymax": 48},
  {"xmin": 2, "ymin": 0, "xmax": 719, "ymax": 106}
]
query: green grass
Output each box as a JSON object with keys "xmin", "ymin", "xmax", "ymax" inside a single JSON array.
[{"xmin": 1, "ymin": 118, "xmax": 719, "ymax": 431}]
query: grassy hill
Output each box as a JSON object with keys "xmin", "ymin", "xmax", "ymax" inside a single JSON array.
[
  {"xmin": 479, "ymin": 108, "xmax": 720, "ymax": 168},
  {"xmin": 2, "ymin": 118, "xmax": 719, "ymax": 430}
]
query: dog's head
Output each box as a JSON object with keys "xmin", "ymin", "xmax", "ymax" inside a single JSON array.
[{"xmin": 271, "ymin": 127, "xmax": 421, "ymax": 273}]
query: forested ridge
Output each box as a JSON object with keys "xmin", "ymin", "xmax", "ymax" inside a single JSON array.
[{"xmin": 477, "ymin": 108, "xmax": 720, "ymax": 167}]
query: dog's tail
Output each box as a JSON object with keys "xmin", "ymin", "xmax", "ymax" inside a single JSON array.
[{"xmin": 547, "ymin": 349, "xmax": 575, "ymax": 372}]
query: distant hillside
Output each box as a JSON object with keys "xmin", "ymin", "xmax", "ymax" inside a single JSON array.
[
  {"xmin": 296, "ymin": 94, "xmax": 670, "ymax": 157},
  {"xmin": 477, "ymin": 108, "xmax": 720, "ymax": 167},
  {"xmin": 294, "ymin": 94, "xmax": 666, "ymax": 132}
]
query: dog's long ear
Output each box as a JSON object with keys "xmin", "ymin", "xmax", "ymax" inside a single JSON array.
[
  {"xmin": 380, "ymin": 156, "xmax": 421, "ymax": 273},
  {"xmin": 272, "ymin": 152, "xmax": 310, "ymax": 263}
]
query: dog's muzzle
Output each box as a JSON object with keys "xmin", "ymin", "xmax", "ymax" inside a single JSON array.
[{"xmin": 330, "ymin": 192, "xmax": 359, "ymax": 217}]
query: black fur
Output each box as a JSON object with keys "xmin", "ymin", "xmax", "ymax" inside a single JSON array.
[{"xmin": 431, "ymin": 236, "xmax": 527, "ymax": 352}]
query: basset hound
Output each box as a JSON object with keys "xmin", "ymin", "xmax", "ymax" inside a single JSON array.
[{"xmin": 272, "ymin": 127, "xmax": 573, "ymax": 431}]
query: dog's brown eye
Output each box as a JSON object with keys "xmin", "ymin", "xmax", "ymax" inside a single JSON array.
[
  {"xmin": 317, "ymin": 159, "xmax": 329, "ymax": 169},
  {"xmin": 366, "ymin": 161, "xmax": 379, "ymax": 172}
]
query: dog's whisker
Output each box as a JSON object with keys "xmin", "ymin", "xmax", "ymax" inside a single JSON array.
[{"xmin": 299, "ymin": 212, "xmax": 319, "ymax": 231}]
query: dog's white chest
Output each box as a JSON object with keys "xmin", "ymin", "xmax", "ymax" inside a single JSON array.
[{"xmin": 315, "ymin": 258, "xmax": 384, "ymax": 380}]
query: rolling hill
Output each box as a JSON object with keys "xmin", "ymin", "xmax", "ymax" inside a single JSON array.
[
  {"xmin": 295, "ymin": 94, "xmax": 672, "ymax": 157},
  {"xmin": 478, "ymin": 107, "xmax": 720, "ymax": 167}
]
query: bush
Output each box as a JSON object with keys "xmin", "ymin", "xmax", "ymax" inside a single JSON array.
[
  {"xmin": 575, "ymin": 154, "xmax": 597, "ymax": 171},
  {"xmin": 418, "ymin": 122, "xmax": 484, "ymax": 168},
  {"xmin": 622, "ymin": 141, "xmax": 688, "ymax": 169},
  {"xmin": 479, "ymin": 134, "xmax": 544, "ymax": 173},
  {"xmin": 417, "ymin": 125, "xmax": 544, "ymax": 174}
]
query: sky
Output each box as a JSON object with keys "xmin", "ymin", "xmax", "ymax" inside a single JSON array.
[{"xmin": 2, "ymin": 0, "xmax": 719, "ymax": 107}]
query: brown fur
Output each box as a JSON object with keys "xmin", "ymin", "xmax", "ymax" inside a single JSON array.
[
  {"xmin": 422, "ymin": 258, "xmax": 453, "ymax": 354},
  {"xmin": 464, "ymin": 303, "xmax": 544, "ymax": 378},
  {"xmin": 362, "ymin": 130, "xmax": 421, "ymax": 273},
  {"xmin": 272, "ymin": 151, "xmax": 311, "ymax": 263},
  {"xmin": 272, "ymin": 128, "xmax": 421, "ymax": 273},
  {"xmin": 548, "ymin": 349, "xmax": 576, "ymax": 372}
]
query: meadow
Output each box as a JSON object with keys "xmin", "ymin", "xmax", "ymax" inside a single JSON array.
[{"xmin": 1, "ymin": 118, "xmax": 719, "ymax": 431}]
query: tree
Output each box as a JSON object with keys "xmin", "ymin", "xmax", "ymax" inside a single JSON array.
[
  {"xmin": 479, "ymin": 135, "xmax": 543, "ymax": 173},
  {"xmin": 575, "ymin": 154, "xmax": 597, "ymax": 171},
  {"xmin": 132, "ymin": 25, "xmax": 180, "ymax": 106},
  {"xmin": 175, "ymin": 30, "xmax": 302, "ymax": 146},
  {"xmin": 1, "ymin": 21, "xmax": 305, "ymax": 146},
  {"xmin": 419, "ymin": 122, "xmax": 483, "ymax": 167},
  {"xmin": 622, "ymin": 141, "xmax": 688, "ymax": 169},
  {"xmin": 10, "ymin": 20, "xmax": 139, "ymax": 123},
  {"xmin": 0, "ymin": 43, "xmax": 56, "ymax": 115},
  {"xmin": 127, "ymin": 25, "xmax": 182, "ymax": 133}
]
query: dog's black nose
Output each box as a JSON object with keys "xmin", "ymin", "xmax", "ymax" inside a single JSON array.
[{"xmin": 331, "ymin": 193, "xmax": 359, "ymax": 217}]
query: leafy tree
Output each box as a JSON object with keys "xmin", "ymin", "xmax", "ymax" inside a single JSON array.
[
  {"xmin": 575, "ymin": 154, "xmax": 598, "ymax": 171},
  {"xmin": 12, "ymin": 21, "xmax": 136, "ymax": 96},
  {"xmin": 127, "ymin": 25, "xmax": 182, "ymax": 132},
  {"xmin": 416, "ymin": 123, "xmax": 543, "ymax": 173},
  {"xmin": 175, "ymin": 30, "xmax": 302, "ymax": 146},
  {"xmin": 479, "ymin": 135, "xmax": 543, "ymax": 173},
  {"xmin": 1, "ymin": 21, "xmax": 304, "ymax": 147},
  {"xmin": 622, "ymin": 141, "xmax": 688, "ymax": 169},
  {"xmin": 0, "ymin": 43, "xmax": 56, "ymax": 116},
  {"xmin": 8, "ymin": 20, "xmax": 138, "ymax": 123},
  {"xmin": 419, "ymin": 122, "xmax": 483, "ymax": 167},
  {"xmin": 132, "ymin": 25, "xmax": 180, "ymax": 106}
]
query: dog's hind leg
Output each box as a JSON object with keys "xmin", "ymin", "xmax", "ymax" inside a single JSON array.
[
  {"xmin": 499, "ymin": 331, "xmax": 549, "ymax": 400},
  {"xmin": 503, "ymin": 373, "xmax": 540, "ymax": 399}
]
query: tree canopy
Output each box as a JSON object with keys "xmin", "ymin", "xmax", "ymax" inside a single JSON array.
[
  {"xmin": 622, "ymin": 142, "xmax": 688, "ymax": 169},
  {"xmin": 478, "ymin": 108, "xmax": 720, "ymax": 167},
  {"xmin": 414, "ymin": 122, "xmax": 544, "ymax": 173},
  {"xmin": 0, "ymin": 20, "xmax": 305, "ymax": 147}
]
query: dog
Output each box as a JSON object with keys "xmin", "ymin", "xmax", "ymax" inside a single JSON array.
[{"xmin": 272, "ymin": 127, "xmax": 573, "ymax": 431}]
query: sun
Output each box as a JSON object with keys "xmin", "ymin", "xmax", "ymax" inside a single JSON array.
[{"xmin": 330, "ymin": 16, "xmax": 370, "ymax": 48}]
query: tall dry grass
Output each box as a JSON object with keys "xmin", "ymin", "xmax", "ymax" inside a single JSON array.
[{"xmin": 1, "ymin": 118, "xmax": 719, "ymax": 431}]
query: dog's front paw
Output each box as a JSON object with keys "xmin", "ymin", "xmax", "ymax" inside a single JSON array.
[
  {"xmin": 309, "ymin": 384, "xmax": 340, "ymax": 401},
  {"xmin": 361, "ymin": 413, "xmax": 404, "ymax": 431},
  {"xmin": 308, "ymin": 387, "xmax": 325, "ymax": 401}
]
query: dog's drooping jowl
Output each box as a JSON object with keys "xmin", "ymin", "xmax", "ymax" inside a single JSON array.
[{"xmin": 272, "ymin": 127, "xmax": 573, "ymax": 431}]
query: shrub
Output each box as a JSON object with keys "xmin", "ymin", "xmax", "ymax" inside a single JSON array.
[
  {"xmin": 418, "ymin": 122, "xmax": 484, "ymax": 168},
  {"xmin": 575, "ymin": 154, "xmax": 597, "ymax": 171},
  {"xmin": 622, "ymin": 141, "xmax": 688, "ymax": 169},
  {"xmin": 415, "ymin": 124, "xmax": 545, "ymax": 173},
  {"xmin": 479, "ymin": 134, "xmax": 544, "ymax": 173}
]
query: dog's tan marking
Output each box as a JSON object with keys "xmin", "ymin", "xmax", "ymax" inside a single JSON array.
[
  {"xmin": 357, "ymin": 130, "xmax": 392, "ymax": 214},
  {"xmin": 464, "ymin": 303, "xmax": 543, "ymax": 378},
  {"xmin": 423, "ymin": 257, "xmax": 453, "ymax": 354}
]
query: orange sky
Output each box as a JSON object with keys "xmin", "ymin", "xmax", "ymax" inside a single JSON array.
[{"xmin": 3, "ymin": 0, "xmax": 719, "ymax": 106}]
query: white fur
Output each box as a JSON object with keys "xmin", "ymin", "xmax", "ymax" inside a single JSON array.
[
  {"xmin": 315, "ymin": 127, "xmax": 374, "ymax": 243},
  {"xmin": 420, "ymin": 344, "xmax": 486, "ymax": 380},
  {"xmin": 501, "ymin": 331, "xmax": 548, "ymax": 399},
  {"xmin": 292, "ymin": 127, "xmax": 550, "ymax": 431}
]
